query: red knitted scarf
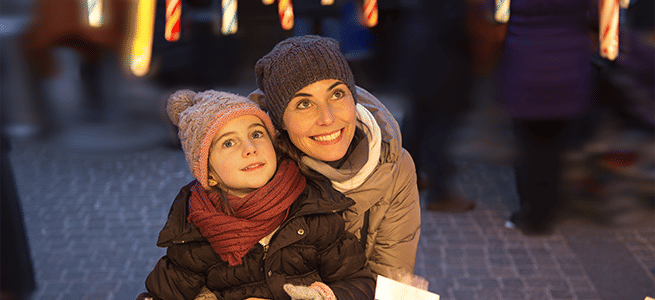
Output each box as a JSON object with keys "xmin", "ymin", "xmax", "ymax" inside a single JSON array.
[{"xmin": 187, "ymin": 159, "xmax": 306, "ymax": 266}]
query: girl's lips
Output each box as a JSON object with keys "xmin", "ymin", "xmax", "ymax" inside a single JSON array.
[
  {"xmin": 241, "ymin": 163, "xmax": 264, "ymax": 171},
  {"xmin": 310, "ymin": 129, "xmax": 343, "ymax": 143}
]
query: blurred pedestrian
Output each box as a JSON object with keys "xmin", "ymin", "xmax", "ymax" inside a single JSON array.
[
  {"xmin": 489, "ymin": 0, "xmax": 598, "ymax": 234},
  {"xmin": 1, "ymin": 128, "xmax": 37, "ymax": 300},
  {"xmin": 394, "ymin": 0, "xmax": 476, "ymax": 212}
]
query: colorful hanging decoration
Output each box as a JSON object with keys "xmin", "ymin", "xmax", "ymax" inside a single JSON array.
[
  {"xmin": 222, "ymin": 0, "xmax": 237, "ymax": 34},
  {"xmin": 363, "ymin": 0, "xmax": 378, "ymax": 27},
  {"xmin": 321, "ymin": 0, "xmax": 334, "ymax": 5},
  {"xmin": 494, "ymin": 0, "xmax": 510, "ymax": 23},
  {"xmin": 86, "ymin": 0, "xmax": 103, "ymax": 27},
  {"xmin": 599, "ymin": 0, "xmax": 619, "ymax": 60},
  {"xmin": 278, "ymin": 0, "xmax": 294, "ymax": 30},
  {"xmin": 165, "ymin": 0, "xmax": 181, "ymax": 41}
]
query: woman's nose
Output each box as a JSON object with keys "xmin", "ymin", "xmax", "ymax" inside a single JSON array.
[{"xmin": 316, "ymin": 104, "xmax": 335, "ymax": 126}]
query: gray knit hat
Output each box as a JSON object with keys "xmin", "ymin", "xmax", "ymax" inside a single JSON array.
[
  {"xmin": 167, "ymin": 89, "xmax": 276, "ymax": 190},
  {"xmin": 255, "ymin": 35, "xmax": 357, "ymax": 128}
]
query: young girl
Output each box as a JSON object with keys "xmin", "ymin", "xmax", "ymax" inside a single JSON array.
[{"xmin": 136, "ymin": 90, "xmax": 375, "ymax": 300}]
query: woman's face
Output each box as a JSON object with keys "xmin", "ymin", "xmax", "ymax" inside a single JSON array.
[
  {"xmin": 208, "ymin": 115, "xmax": 277, "ymax": 197},
  {"xmin": 282, "ymin": 79, "xmax": 357, "ymax": 162}
]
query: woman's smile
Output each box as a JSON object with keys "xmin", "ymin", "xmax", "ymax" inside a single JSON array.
[{"xmin": 311, "ymin": 129, "xmax": 343, "ymax": 143}]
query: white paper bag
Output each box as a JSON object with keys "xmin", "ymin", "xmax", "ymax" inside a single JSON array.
[{"xmin": 374, "ymin": 275, "xmax": 440, "ymax": 300}]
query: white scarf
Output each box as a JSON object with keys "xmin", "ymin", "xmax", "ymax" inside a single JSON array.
[{"xmin": 301, "ymin": 104, "xmax": 382, "ymax": 192}]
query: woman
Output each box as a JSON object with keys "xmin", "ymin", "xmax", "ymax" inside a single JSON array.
[{"xmin": 249, "ymin": 35, "xmax": 421, "ymax": 277}]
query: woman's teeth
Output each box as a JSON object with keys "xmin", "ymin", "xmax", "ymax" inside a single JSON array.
[{"xmin": 312, "ymin": 130, "xmax": 341, "ymax": 142}]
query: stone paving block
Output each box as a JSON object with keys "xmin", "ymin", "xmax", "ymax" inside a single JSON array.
[
  {"xmin": 479, "ymin": 278, "xmax": 500, "ymax": 288},
  {"xmin": 550, "ymin": 289, "xmax": 574, "ymax": 299},
  {"xmin": 452, "ymin": 289, "xmax": 476, "ymax": 300},
  {"xmin": 501, "ymin": 278, "xmax": 524, "ymax": 289},
  {"xmin": 521, "ymin": 289, "xmax": 549, "ymax": 300},
  {"xmin": 476, "ymin": 288, "xmax": 502, "ymax": 300},
  {"xmin": 517, "ymin": 268, "xmax": 536, "ymax": 276},
  {"xmin": 456, "ymin": 277, "xmax": 479, "ymax": 287},
  {"xmin": 499, "ymin": 288, "xmax": 525, "ymax": 299},
  {"xmin": 574, "ymin": 290, "xmax": 602, "ymax": 300}
]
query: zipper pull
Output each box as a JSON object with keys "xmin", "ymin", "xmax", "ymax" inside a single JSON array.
[{"xmin": 262, "ymin": 244, "xmax": 269, "ymax": 260}]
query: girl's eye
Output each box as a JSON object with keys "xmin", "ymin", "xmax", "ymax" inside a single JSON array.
[
  {"xmin": 296, "ymin": 100, "xmax": 312, "ymax": 110},
  {"xmin": 251, "ymin": 131, "xmax": 264, "ymax": 139},
  {"xmin": 222, "ymin": 140, "xmax": 234, "ymax": 148}
]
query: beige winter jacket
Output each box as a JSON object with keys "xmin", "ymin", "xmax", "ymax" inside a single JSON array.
[{"xmin": 249, "ymin": 87, "xmax": 421, "ymax": 278}]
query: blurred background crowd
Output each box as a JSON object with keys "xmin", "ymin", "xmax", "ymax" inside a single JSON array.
[{"xmin": 0, "ymin": 0, "xmax": 653, "ymax": 298}]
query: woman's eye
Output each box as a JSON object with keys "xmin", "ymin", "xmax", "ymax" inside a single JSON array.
[
  {"xmin": 332, "ymin": 89, "xmax": 346, "ymax": 100},
  {"xmin": 296, "ymin": 100, "xmax": 311, "ymax": 109},
  {"xmin": 222, "ymin": 140, "xmax": 234, "ymax": 148}
]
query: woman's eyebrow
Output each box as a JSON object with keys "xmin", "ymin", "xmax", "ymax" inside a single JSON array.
[
  {"xmin": 292, "ymin": 81, "xmax": 346, "ymax": 99},
  {"xmin": 292, "ymin": 92, "xmax": 312, "ymax": 99},
  {"xmin": 327, "ymin": 81, "xmax": 345, "ymax": 91}
]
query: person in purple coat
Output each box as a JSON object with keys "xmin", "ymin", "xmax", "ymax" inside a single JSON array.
[{"xmin": 492, "ymin": 0, "xmax": 597, "ymax": 234}]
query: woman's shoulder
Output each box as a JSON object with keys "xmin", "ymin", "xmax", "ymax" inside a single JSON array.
[{"xmin": 290, "ymin": 177, "xmax": 355, "ymax": 216}]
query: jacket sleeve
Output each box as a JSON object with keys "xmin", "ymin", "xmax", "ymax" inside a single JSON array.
[
  {"xmin": 311, "ymin": 213, "xmax": 376, "ymax": 300},
  {"xmin": 367, "ymin": 149, "xmax": 421, "ymax": 278},
  {"xmin": 144, "ymin": 247, "xmax": 207, "ymax": 300}
]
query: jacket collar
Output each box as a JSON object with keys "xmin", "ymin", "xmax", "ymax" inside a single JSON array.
[{"xmin": 156, "ymin": 179, "xmax": 354, "ymax": 247}]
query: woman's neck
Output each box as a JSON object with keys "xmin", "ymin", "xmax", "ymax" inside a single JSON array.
[{"xmin": 326, "ymin": 126, "xmax": 365, "ymax": 169}]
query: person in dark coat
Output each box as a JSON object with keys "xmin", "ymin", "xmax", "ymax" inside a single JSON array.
[
  {"xmin": 394, "ymin": 0, "xmax": 476, "ymax": 212},
  {"xmin": 137, "ymin": 90, "xmax": 375, "ymax": 300},
  {"xmin": 490, "ymin": 0, "xmax": 597, "ymax": 234}
]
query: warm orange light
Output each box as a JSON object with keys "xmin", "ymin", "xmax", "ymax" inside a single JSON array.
[
  {"xmin": 129, "ymin": 0, "xmax": 156, "ymax": 76},
  {"xmin": 363, "ymin": 0, "xmax": 377, "ymax": 27},
  {"xmin": 278, "ymin": 0, "xmax": 294, "ymax": 30},
  {"xmin": 87, "ymin": 0, "xmax": 103, "ymax": 27}
]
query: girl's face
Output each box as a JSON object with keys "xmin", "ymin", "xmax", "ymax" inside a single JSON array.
[
  {"xmin": 282, "ymin": 79, "xmax": 357, "ymax": 162},
  {"xmin": 208, "ymin": 115, "xmax": 277, "ymax": 198}
]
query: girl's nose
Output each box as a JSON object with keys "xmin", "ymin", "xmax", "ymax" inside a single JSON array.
[{"xmin": 243, "ymin": 141, "xmax": 258, "ymax": 157}]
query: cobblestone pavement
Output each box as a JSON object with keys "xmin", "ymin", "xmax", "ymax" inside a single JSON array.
[{"xmin": 7, "ymin": 115, "xmax": 655, "ymax": 300}]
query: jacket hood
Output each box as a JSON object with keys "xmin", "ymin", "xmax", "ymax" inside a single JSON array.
[{"xmin": 353, "ymin": 86, "xmax": 403, "ymax": 163}]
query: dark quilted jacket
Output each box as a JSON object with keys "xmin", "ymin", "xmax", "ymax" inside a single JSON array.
[{"xmin": 139, "ymin": 179, "xmax": 375, "ymax": 300}]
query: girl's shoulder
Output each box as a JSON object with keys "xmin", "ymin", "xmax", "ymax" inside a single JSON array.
[{"xmin": 156, "ymin": 181, "xmax": 206, "ymax": 248}]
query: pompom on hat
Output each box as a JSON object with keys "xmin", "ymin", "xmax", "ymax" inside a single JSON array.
[
  {"xmin": 167, "ymin": 90, "xmax": 276, "ymax": 190},
  {"xmin": 255, "ymin": 35, "xmax": 357, "ymax": 128}
]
